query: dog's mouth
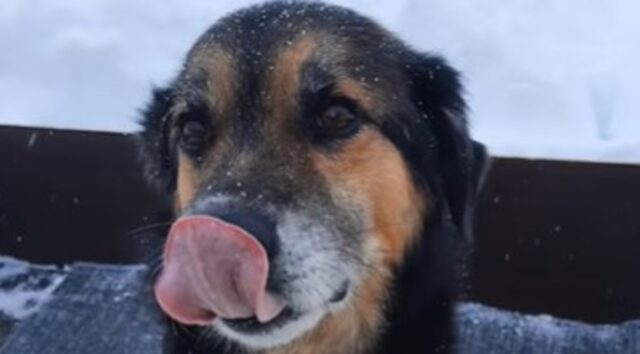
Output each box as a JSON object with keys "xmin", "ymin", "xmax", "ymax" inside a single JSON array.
[
  {"xmin": 154, "ymin": 215, "xmax": 287, "ymax": 327},
  {"xmin": 220, "ymin": 306, "xmax": 298, "ymax": 333},
  {"xmin": 154, "ymin": 215, "xmax": 352, "ymax": 338}
]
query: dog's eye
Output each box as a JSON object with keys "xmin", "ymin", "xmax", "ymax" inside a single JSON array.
[
  {"xmin": 179, "ymin": 120, "xmax": 208, "ymax": 155},
  {"xmin": 314, "ymin": 102, "xmax": 361, "ymax": 139}
]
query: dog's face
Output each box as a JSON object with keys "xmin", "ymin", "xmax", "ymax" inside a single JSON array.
[{"xmin": 139, "ymin": 2, "xmax": 486, "ymax": 352}]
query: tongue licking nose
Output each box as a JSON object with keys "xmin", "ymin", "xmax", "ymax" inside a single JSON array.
[{"xmin": 154, "ymin": 215, "xmax": 286, "ymax": 326}]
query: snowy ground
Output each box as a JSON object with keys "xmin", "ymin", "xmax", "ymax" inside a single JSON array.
[{"xmin": 0, "ymin": 0, "xmax": 638, "ymax": 164}]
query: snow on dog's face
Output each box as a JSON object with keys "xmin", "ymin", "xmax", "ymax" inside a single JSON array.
[{"xmin": 138, "ymin": 2, "xmax": 485, "ymax": 353}]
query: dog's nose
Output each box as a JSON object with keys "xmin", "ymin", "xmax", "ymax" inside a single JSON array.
[{"xmin": 213, "ymin": 210, "xmax": 280, "ymax": 260}]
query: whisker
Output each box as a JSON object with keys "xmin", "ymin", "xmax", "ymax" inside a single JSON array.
[{"xmin": 125, "ymin": 221, "xmax": 172, "ymax": 237}]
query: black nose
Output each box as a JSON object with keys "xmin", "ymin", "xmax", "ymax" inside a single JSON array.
[{"xmin": 213, "ymin": 210, "xmax": 280, "ymax": 260}]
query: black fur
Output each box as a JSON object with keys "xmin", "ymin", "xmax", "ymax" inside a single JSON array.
[
  {"xmin": 378, "ymin": 53, "xmax": 487, "ymax": 354},
  {"xmin": 137, "ymin": 2, "xmax": 488, "ymax": 353},
  {"xmin": 138, "ymin": 86, "xmax": 178, "ymax": 193}
]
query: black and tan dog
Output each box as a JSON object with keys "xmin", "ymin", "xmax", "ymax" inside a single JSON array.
[{"xmin": 138, "ymin": 1, "xmax": 487, "ymax": 353}]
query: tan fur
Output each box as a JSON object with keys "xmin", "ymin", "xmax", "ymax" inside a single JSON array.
[
  {"xmin": 189, "ymin": 45, "xmax": 237, "ymax": 117},
  {"xmin": 175, "ymin": 153, "xmax": 199, "ymax": 212},
  {"xmin": 265, "ymin": 128, "xmax": 426, "ymax": 353},
  {"xmin": 267, "ymin": 35, "xmax": 318, "ymax": 122},
  {"xmin": 263, "ymin": 270, "xmax": 390, "ymax": 354},
  {"xmin": 314, "ymin": 128, "xmax": 425, "ymax": 267},
  {"xmin": 173, "ymin": 46, "xmax": 239, "ymax": 209},
  {"xmin": 334, "ymin": 79, "xmax": 380, "ymax": 113}
]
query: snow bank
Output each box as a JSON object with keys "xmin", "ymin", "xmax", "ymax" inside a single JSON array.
[
  {"xmin": 0, "ymin": 257, "xmax": 66, "ymax": 320},
  {"xmin": 0, "ymin": 0, "xmax": 638, "ymax": 163}
]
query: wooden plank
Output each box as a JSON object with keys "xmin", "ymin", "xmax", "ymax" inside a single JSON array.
[
  {"xmin": 469, "ymin": 158, "xmax": 640, "ymax": 323},
  {"xmin": 1, "ymin": 124, "xmax": 639, "ymax": 323},
  {"xmin": 0, "ymin": 125, "xmax": 170, "ymax": 264}
]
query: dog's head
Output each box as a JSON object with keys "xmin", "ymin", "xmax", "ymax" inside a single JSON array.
[{"xmin": 138, "ymin": 1, "xmax": 487, "ymax": 352}]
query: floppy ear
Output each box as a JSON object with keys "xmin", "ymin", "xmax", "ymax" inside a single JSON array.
[
  {"xmin": 400, "ymin": 53, "xmax": 489, "ymax": 240},
  {"xmin": 136, "ymin": 86, "xmax": 178, "ymax": 193}
]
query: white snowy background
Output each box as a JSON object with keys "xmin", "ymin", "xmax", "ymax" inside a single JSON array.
[{"xmin": 0, "ymin": 0, "xmax": 638, "ymax": 164}]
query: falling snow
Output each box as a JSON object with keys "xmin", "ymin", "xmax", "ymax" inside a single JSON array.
[{"xmin": 0, "ymin": 0, "xmax": 638, "ymax": 163}]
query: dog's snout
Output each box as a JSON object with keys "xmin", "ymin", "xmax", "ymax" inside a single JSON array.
[{"xmin": 214, "ymin": 210, "xmax": 280, "ymax": 259}]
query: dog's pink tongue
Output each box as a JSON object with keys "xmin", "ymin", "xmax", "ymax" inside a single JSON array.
[{"xmin": 154, "ymin": 215, "xmax": 285, "ymax": 326}]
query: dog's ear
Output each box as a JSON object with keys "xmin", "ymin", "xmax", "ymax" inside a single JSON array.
[
  {"xmin": 401, "ymin": 53, "xmax": 489, "ymax": 240},
  {"xmin": 136, "ymin": 86, "xmax": 178, "ymax": 193}
]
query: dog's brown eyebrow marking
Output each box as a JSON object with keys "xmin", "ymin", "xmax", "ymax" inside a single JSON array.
[
  {"xmin": 187, "ymin": 45, "xmax": 237, "ymax": 119},
  {"xmin": 266, "ymin": 34, "xmax": 387, "ymax": 128},
  {"xmin": 267, "ymin": 35, "xmax": 319, "ymax": 120},
  {"xmin": 333, "ymin": 79, "xmax": 380, "ymax": 114}
]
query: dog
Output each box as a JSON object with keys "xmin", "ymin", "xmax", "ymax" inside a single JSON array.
[{"xmin": 137, "ymin": 1, "xmax": 487, "ymax": 353}]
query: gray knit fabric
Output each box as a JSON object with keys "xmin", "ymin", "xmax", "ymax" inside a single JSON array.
[
  {"xmin": 456, "ymin": 303, "xmax": 640, "ymax": 354},
  {"xmin": 1, "ymin": 260, "xmax": 639, "ymax": 354}
]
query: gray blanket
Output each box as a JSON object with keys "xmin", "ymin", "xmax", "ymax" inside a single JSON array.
[
  {"xmin": 0, "ymin": 260, "xmax": 638, "ymax": 354},
  {"xmin": 456, "ymin": 303, "xmax": 640, "ymax": 354}
]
